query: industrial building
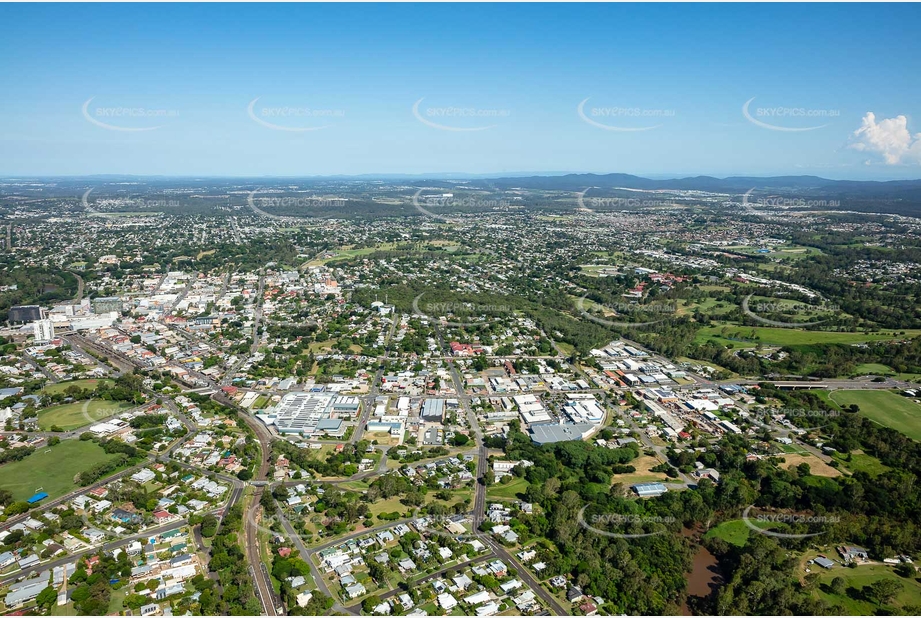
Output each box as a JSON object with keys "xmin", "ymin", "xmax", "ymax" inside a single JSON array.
[
  {"xmin": 421, "ymin": 398, "xmax": 445, "ymax": 422},
  {"xmin": 528, "ymin": 422, "xmax": 596, "ymax": 445},
  {"xmin": 271, "ymin": 392, "xmax": 360, "ymax": 436},
  {"xmin": 7, "ymin": 304, "xmax": 42, "ymax": 323},
  {"xmin": 632, "ymin": 482, "xmax": 668, "ymax": 497}
]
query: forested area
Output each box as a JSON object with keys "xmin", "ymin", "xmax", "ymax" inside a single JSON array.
[
  {"xmin": 490, "ymin": 412, "xmax": 921, "ymax": 615},
  {"xmin": 0, "ymin": 264, "xmax": 79, "ymax": 316},
  {"xmin": 201, "ymin": 504, "xmax": 262, "ymax": 615}
]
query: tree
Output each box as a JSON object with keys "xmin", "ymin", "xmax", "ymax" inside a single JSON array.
[
  {"xmin": 200, "ymin": 514, "xmax": 219, "ymax": 538},
  {"xmin": 368, "ymin": 560, "xmax": 389, "ymax": 584},
  {"xmin": 5, "ymin": 501, "xmax": 30, "ymax": 516},
  {"xmin": 868, "ymin": 579, "xmax": 903, "ymax": 606},
  {"xmin": 450, "ymin": 433, "xmax": 470, "ymax": 446},
  {"xmin": 829, "ymin": 576, "xmax": 846, "ymax": 595},
  {"xmin": 362, "ymin": 594, "xmax": 381, "ymax": 613},
  {"xmin": 35, "ymin": 586, "xmax": 57, "ymax": 609}
]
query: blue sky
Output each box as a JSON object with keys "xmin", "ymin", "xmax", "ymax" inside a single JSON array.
[{"xmin": 1, "ymin": 2, "xmax": 920, "ymax": 179}]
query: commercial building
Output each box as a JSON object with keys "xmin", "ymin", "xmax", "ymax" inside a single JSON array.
[
  {"xmin": 91, "ymin": 296, "xmax": 123, "ymax": 314},
  {"xmin": 8, "ymin": 305, "xmax": 42, "ymax": 323},
  {"xmin": 514, "ymin": 394, "xmax": 552, "ymax": 425},
  {"xmin": 32, "ymin": 319, "xmax": 55, "ymax": 342},
  {"xmin": 421, "ymin": 398, "xmax": 445, "ymax": 422},
  {"xmin": 272, "ymin": 392, "xmax": 360, "ymax": 436},
  {"xmin": 528, "ymin": 422, "xmax": 596, "ymax": 445}
]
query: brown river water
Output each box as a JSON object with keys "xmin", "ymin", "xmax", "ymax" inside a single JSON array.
[{"xmin": 680, "ymin": 529, "xmax": 723, "ymax": 615}]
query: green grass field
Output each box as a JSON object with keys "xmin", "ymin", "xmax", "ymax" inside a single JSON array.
[
  {"xmin": 694, "ymin": 326, "xmax": 920, "ymax": 349},
  {"xmin": 851, "ymin": 363, "xmax": 896, "ymax": 376},
  {"xmin": 833, "ymin": 450, "xmax": 890, "ymax": 476},
  {"xmin": 830, "ymin": 390, "xmax": 921, "ymax": 441},
  {"xmin": 676, "ymin": 297, "xmax": 736, "ymax": 317},
  {"xmin": 813, "ymin": 564, "xmax": 921, "ymax": 614},
  {"xmin": 38, "ymin": 399, "xmax": 135, "ymax": 431},
  {"xmin": 487, "ymin": 477, "xmax": 530, "ymax": 500},
  {"xmin": 42, "ymin": 378, "xmax": 113, "ymax": 395},
  {"xmin": 0, "ymin": 440, "xmax": 119, "ymax": 501},
  {"xmin": 704, "ymin": 518, "xmax": 778, "ymax": 547}
]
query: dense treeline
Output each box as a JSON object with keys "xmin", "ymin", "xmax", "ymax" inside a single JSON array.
[
  {"xmin": 497, "ymin": 407, "xmax": 921, "ymax": 615},
  {"xmin": 273, "ymin": 437, "xmax": 370, "ymax": 477},
  {"xmin": 202, "ymin": 504, "xmax": 262, "ymax": 615},
  {"xmin": 0, "ymin": 264, "xmax": 79, "ymax": 316},
  {"xmin": 495, "ymin": 430, "xmax": 694, "ymax": 614}
]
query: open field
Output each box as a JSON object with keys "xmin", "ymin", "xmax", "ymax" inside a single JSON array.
[
  {"xmin": 487, "ymin": 476, "xmax": 530, "ymax": 500},
  {"xmin": 0, "ymin": 440, "xmax": 119, "ymax": 501},
  {"xmin": 833, "ymin": 450, "xmax": 890, "ymax": 477},
  {"xmin": 811, "ymin": 562, "xmax": 921, "ymax": 614},
  {"xmin": 610, "ymin": 455, "xmax": 668, "ymax": 485},
  {"xmin": 694, "ymin": 325, "xmax": 920, "ymax": 349},
  {"xmin": 830, "ymin": 390, "xmax": 921, "ymax": 441},
  {"xmin": 851, "ymin": 363, "xmax": 895, "ymax": 376},
  {"xmin": 676, "ymin": 297, "xmax": 735, "ymax": 317},
  {"xmin": 778, "ymin": 453, "xmax": 842, "ymax": 477},
  {"xmin": 704, "ymin": 518, "xmax": 778, "ymax": 547},
  {"xmin": 307, "ymin": 243, "xmax": 398, "ymax": 266},
  {"xmin": 38, "ymin": 399, "xmax": 135, "ymax": 431},
  {"xmin": 42, "ymin": 378, "xmax": 113, "ymax": 395}
]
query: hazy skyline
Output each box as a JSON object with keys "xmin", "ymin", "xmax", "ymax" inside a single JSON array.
[{"xmin": 2, "ymin": 3, "xmax": 920, "ymax": 179}]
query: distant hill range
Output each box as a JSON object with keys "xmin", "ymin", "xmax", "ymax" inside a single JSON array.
[{"xmin": 481, "ymin": 173, "xmax": 921, "ymax": 196}]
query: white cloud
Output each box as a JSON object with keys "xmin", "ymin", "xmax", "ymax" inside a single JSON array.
[{"xmin": 849, "ymin": 112, "xmax": 921, "ymax": 165}]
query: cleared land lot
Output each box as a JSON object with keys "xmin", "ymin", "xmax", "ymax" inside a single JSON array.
[
  {"xmin": 42, "ymin": 378, "xmax": 113, "ymax": 395},
  {"xmin": 830, "ymin": 390, "xmax": 921, "ymax": 441},
  {"xmin": 609, "ymin": 455, "xmax": 669, "ymax": 485},
  {"xmin": 487, "ymin": 476, "xmax": 530, "ymax": 500},
  {"xmin": 38, "ymin": 400, "xmax": 135, "ymax": 431},
  {"xmin": 779, "ymin": 452, "xmax": 842, "ymax": 477},
  {"xmin": 0, "ymin": 440, "xmax": 118, "ymax": 501},
  {"xmin": 833, "ymin": 450, "xmax": 890, "ymax": 476}
]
